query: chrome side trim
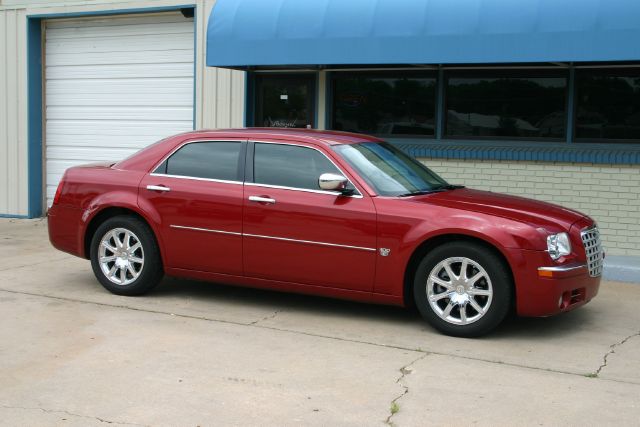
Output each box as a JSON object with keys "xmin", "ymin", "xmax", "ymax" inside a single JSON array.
[
  {"xmin": 169, "ymin": 225, "xmax": 375, "ymax": 252},
  {"xmin": 243, "ymin": 233, "xmax": 376, "ymax": 252},
  {"xmin": 538, "ymin": 264, "xmax": 587, "ymax": 272},
  {"xmin": 150, "ymin": 173, "xmax": 243, "ymax": 185},
  {"xmin": 169, "ymin": 225, "xmax": 242, "ymax": 236}
]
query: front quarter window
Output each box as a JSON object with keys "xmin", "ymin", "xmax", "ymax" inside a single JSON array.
[{"xmin": 333, "ymin": 142, "xmax": 448, "ymax": 196}]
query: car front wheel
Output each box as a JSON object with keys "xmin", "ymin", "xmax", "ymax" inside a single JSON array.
[
  {"xmin": 90, "ymin": 215, "xmax": 163, "ymax": 296},
  {"xmin": 413, "ymin": 242, "xmax": 512, "ymax": 337}
]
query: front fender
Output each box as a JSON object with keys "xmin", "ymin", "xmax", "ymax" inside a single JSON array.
[{"xmin": 372, "ymin": 199, "xmax": 541, "ymax": 297}]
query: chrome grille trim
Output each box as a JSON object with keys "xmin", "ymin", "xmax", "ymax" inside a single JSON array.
[{"xmin": 581, "ymin": 225, "xmax": 604, "ymax": 277}]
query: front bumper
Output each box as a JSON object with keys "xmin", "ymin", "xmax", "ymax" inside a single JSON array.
[{"xmin": 506, "ymin": 248, "xmax": 601, "ymax": 317}]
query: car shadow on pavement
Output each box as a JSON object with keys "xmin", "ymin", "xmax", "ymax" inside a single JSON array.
[{"xmin": 142, "ymin": 275, "xmax": 594, "ymax": 340}]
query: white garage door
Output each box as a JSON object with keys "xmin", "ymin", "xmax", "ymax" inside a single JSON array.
[{"xmin": 44, "ymin": 12, "xmax": 195, "ymax": 205}]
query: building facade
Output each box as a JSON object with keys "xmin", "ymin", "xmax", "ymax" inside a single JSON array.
[{"xmin": 1, "ymin": 0, "xmax": 639, "ymax": 278}]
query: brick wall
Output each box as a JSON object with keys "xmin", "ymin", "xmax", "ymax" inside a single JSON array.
[{"xmin": 419, "ymin": 159, "xmax": 640, "ymax": 257}]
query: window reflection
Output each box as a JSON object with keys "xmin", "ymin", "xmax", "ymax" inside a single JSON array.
[
  {"xmin": 445, "ymin": 76, "xmax": 567, "ymax": 139},
  {"xmin": 332, "ymin": 73, "xmax": 436, "ymax": 137},
  {"xmin": 255, "ymin": 75, "xmax": 314, "ymax": 129},
  {"xmin": 576, "ymin": 71, "xmax": 640, "ymax": 141}
]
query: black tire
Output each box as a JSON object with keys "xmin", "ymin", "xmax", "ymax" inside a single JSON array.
[
  {"xmin": 90, "ymin": 215, "xmax": 163, "ymax": 296},
  {"xmin": 413, "ymin": 241, "xmax": 512, "ymax": 337}
]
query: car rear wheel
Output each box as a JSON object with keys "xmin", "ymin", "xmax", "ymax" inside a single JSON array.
[
  {"xmin": 413, "ymin": 242, "xmax": 512, "ymax": 337},
  {"xmin": 90, "ymin": 215, "xmax": 163, "ymax": 296}
]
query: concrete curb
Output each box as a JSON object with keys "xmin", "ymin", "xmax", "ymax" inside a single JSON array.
[{"xmin": 603, "ymin": 256, "xmax": 640, "ymax": 284}]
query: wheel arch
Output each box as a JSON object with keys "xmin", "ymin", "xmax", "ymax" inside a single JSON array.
[
  {"xmin": 402, "ymin": 233, "xmax": 516, "ymax": 309},
  {"xmin": 82, "ymin": 206, "xmax": 163, "ymax": 263}
]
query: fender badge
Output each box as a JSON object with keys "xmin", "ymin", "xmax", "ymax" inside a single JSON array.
[{"xmin": 379, "ymin": 248, "xmax": 391, "ymax": 257}]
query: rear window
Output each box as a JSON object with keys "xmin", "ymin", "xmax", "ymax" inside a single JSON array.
[{"xmin": 156, "ymin": 141, "xmax": 242, "ymax": 181}]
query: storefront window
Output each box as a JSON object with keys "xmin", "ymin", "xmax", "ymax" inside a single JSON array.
[
  {"xmin": 331, "ymin": 72, "xmax": 436, "ymax": 137},
  {"xmin": 575, "ymin": 70, "xmax": 640, "ymax": 141},
  {"xmin": 445, "ymin": 74, "xmax": 567, "ymax": 139},
  {"xmin": 255, "ymin": 74, "xmax": 315, "ymax": 128}
]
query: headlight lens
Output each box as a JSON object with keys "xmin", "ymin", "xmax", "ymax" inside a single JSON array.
[{"xmin": 547, "ymin": 232, "xmax": 572, "ymax": 260}]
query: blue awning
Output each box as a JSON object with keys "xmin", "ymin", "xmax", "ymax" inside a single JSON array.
[{"xmin": 206, "ymin": 0, "xmax": 640, "ymax": 69}]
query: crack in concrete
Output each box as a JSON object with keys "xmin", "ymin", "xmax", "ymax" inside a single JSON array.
[
  {"xmin": 385, "ymin": 353, "xmax": 429, "ymax": 426},
  {"xmin": 250, "ymin": 309, "xmax": 281, "ymax": 325},
  {"xmin": 2, "ymin": 287, "xmax": 640, "ymax": 386},
  {"xmin": 0, "ymin": 404, "xmax": 148, "ymax": 426},
  {"xmin": 592, "ymin": 331, "xmax": 640, "ymax": 377}
]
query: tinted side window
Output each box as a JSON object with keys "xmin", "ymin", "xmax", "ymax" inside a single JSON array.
[
  {"xmin": 332, "ymin": 72, "xmax": 436, "ymax": 137},
  {"xmin": 254, "ymin": 143, "xmax": 341, "ymax": 190},
  {"xmin": 576, "ymin": 70, "xmax": 640, "ymax": 140},
  {"xmin": 161, "ymin": 142, "xmax": 242, "ymax": 181},
  {"xmin": 445, "ymin": 75, "xmax": 567, "ymax": 139}
]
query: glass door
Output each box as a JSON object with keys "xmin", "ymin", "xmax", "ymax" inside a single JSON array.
[{"xmin": 255, "ymin": 74, "xmax": 316, "ymax": 128}]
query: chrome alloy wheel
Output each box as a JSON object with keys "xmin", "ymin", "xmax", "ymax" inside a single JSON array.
[
  {"xmin": 98, "ymin": 228, "xmax": 144, "ymax": 286},
  {"xmin": 426, "ymin": 257, "xmax": 493, "ymax": 325}
]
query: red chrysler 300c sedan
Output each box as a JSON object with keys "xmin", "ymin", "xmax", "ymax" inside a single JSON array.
[{"xmin": 48, "ymin": 128, "xmax": 603, "ymax": 337}]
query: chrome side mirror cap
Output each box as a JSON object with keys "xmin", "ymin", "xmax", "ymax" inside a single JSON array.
[{"xmin": 318, "ymin": 173, "xmax": 349, "ymax": 193}]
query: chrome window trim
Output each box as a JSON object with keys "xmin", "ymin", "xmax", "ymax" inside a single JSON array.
[
  {"xmin": 150, "ymin": 138, "xmax": 245, "ymax": 180},
  {"xmin": 245, "ymin": 182, "xmax": 363, "ymax": 198},
  {"xmin": 150, "ymin": 173, "xmax": 243, "ymax": 185},
  {"xmin": 169, "ymin": 225, "xmax": 242, "ymax": 236},
  {"xmin": 249, "ymin": 139, "xmax": 364, "ymax": 198},
  {"xmin": 538, "ymin": 264, "xmax": 587, "ymax": 273},
  {"xmin": 170, "ymin": 224, "xmax": 376, "ymax": 252}
]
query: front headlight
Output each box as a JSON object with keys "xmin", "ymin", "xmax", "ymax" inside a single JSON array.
[{"xmin": 547, "ymin": 232, "xmax": 572, "ymax": 260}]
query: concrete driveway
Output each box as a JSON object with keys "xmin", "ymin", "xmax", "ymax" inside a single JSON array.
[{"xmin": 0, "ymin": 218, "xmax": 639, "ymax": 426}]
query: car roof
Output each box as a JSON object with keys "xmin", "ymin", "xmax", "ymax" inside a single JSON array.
[{"xmin": 176, "ymin": 128, "xmax": 383, "ymax": 146}]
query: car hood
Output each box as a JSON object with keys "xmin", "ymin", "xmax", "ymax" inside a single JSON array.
[{"xmin": 407, "ymin": 188, "xmax": 586, "ymax": 232}]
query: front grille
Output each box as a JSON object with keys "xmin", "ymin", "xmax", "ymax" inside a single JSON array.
[{"xmin": 581, "ymin": 226, "xmax": 604, "ymax": 277}]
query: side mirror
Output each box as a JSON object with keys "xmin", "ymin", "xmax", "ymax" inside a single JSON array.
[{"xmin": 318, "ymin": 173, "xmax": 351, "ymax": 194}]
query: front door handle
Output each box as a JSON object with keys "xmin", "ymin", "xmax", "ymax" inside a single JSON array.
[
  {"xmin": 248, "ymin": 195, "xmax": 276, "ymax": 204},
  {"xmin": 146, "ymin": 185, "xmax": 171, "ymax": 192}
]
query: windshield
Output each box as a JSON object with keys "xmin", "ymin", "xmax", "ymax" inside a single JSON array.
[{"xmin": 333, "ymin": 142, "xmax": 449, "ymax": 196}]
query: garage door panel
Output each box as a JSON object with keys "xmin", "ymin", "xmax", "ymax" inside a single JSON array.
[
  {"xmin": 45, "ymin": 12, "xmax": 195, "ymax": 207},
  {"xmin": 46, "ymin": 14, "xmax": 188, "ymax": 30},
  {"xmin": 46, "ymin": 146, "xmax": 149, "ymax": 161},
  {"xmin": 46, "ymin": 33, "xmax": 194, "ymax": 54},
  {"xmin": 46, "ymin": 20, "xmax": 193, "ymax": 40},
  {"xmin": 45, "ymin": 63, "xmax": 194, "ymax": 79},
  {"xmin": 46, "ymin": 120, "xmax": 192, "ymax": 138},
  {"xmin": 46, "ymin": 77, "xmax": 194, "ymax": 93},
  {"xmin": 45, "ymin": 49, "xmax": 193, "ymax": 67},
  {"xmin": 46, "ymin": 106, "xmax": 193, "ymax": 121}
]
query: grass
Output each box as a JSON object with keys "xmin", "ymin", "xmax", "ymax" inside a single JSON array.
[{"xmin": 390, "ymin": 402, "xmax": 400, "ymax": 415}]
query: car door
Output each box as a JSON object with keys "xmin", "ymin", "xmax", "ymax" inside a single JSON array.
[
  {"xmin": 242, "ymin": 140, "xmax": 377, "ymax": 292},
  {"xmin": 139, "ymin": 139, "xmax": 245, "ymax": 275}
]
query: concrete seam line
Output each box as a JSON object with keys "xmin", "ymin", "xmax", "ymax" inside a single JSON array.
[
  {"xmin": 250, "ymin": 309, "xmax": 282, "ymax": 325},
  {"xmin": 385, "ymin": 353, "xmax": 430, "ymax": 426},
  {"xmin": 1, "ymin": 287, "xmax": 639, "ymax": 386},
  {"xmin": 593, "ymin": 331, "xmax": 640, "ymax": 378},
  {"xmin": 0, "ymin": 404, "xmax": 148, "ymax": 426},
  {"xmin": 0, "ymin": 256, "xmax": 71, "ymax": 272}
]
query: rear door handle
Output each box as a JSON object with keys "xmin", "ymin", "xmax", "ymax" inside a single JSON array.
[
  {"xmin": 248, "ymin": 195, "xmax": 276, "ymax": 204},
  {"xmin": 146, "ymin": 185, "xmax": 171, "ymax": 192}
]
